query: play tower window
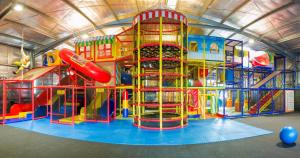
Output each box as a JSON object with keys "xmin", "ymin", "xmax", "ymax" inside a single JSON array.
[
  {"xmin": 189, "ymin": 41, "xmax": 198, "ymax": 52},
  {"xmin": 97, "ymin": 43, "xmax": 112, "ymax": 59}
]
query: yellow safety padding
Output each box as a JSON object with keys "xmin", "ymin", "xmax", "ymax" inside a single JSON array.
[
  {"xmin": 57, "ymin": 90, "xmax": 65, "ymax": 95},
  {"xmin": 96, "ymin": 88, "xmax": 104, "ymax": 93}
]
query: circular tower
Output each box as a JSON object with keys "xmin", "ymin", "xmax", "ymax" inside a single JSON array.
[{"xmin": 133, "ymin": 9, "xmax": 188, "ymax": 130}]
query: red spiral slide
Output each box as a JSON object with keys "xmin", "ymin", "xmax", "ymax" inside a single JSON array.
[{"xmin": 59, "ymin": 48, "xmax": 111, "ymax": 83}]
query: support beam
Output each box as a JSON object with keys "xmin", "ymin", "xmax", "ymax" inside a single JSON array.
[
  {"xmin": 61, "ymin": 0, "xmax": 105, "ymax": 35},
  {"xmin": 0, "ymin": 0, "xmax": 13, "ymax": 20},
  {"xmin": 208, "ymin": 0, "xmax": 250, "ymax": 35},
  {"xmin": 227, "ymin": 1, "xmax": 295, "ymax": 39},
  {"xmin": 4, "ymin": 19, "xmax": 57, "ymax": 39},
  {"xmin": 34, "ymin": 18, "xmax": 132, "ymax": 57},
  {"xmin": 187, "ymin": 0, "xmax": 214, "ymax": 35},
  {"xmin": 35, "ymin": 16, "xmax": 295, "ymax": 59},
  {"xmin": 259, "ymin": 16, "xmax": 300, "ymax": 39},
  {"xmin": 30, "ymin": 50, "xmax": 35, "ymax": 68},
  {"xmin": 1, "ymin": 1, "xmax": 74, "ymax": 49},
  {"xmin": 34, "ymin": 35, "xmax": 72, "ymax": 57},
  {"xmin": 278, "ymin": 33, "xmax": 300, "ymax": 43},
  {"xmin": 4, "ymin": 19, "xmax": 72, "ymax": 48},
  {"xmin": 187, "ymin": 14, "xmax": 237, "ymax": 30},
  {"xmin": 103, "ymin": 0, "xmax": 125, "ymax": 31},
  {"xmin": 0, "ymin": 41, "xmax": 32, "ymax": 50},
  {"xmin": 17, "ymin": 2, "xmax": 73, "ymax": 32},
  {"xmin": 135, "ymin": 0, "xmax": 140, "ymax": 12},
  {"xmin": 65, "ymin": 41, "xmax": 74, "ymax": 48},
  {"xmin": 0, "ymin": 32, "xmax": 45, "ymax": 46},
  {"xmin": 198, "ymin": 0, "xmax": 215, "ymax": 16},
  {"xmin": 291, "ymin": 43, "xmax": 300, "ymax": 50}
]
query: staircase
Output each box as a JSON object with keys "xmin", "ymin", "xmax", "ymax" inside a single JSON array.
[
  {"xmin": 249, "ymin": 90, "xmax": 282, "ymax": 114},
  {"xmin": 251, "ymin": 71, "xmax": 281, "ymax": 88}
]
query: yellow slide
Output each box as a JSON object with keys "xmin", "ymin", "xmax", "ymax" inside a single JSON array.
[
  {"xmin": 258, "ymin": 90, "xmax": 282, "ymax": 113},
  {"xmin": 47, "ymin": 94, "xmax": 59, "ymax": 105},
  {"xmin": 249, "ymin": 90, "xmax": 282, "ymax": 114},
  {"xmin": 59, "ymin": 89, "xmax": 105, "ymax": 124}
]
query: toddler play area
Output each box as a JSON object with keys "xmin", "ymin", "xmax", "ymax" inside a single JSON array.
[{"xmin": 0, "ymin": 1, "xmax": 300, "ymax": 158}]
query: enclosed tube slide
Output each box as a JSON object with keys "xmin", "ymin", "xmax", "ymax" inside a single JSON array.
[{"xmin": 59, "ymin": 48, "xmax": 111, "ymax": 83}]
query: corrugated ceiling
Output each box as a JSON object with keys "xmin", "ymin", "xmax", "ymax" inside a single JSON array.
[{"xmin": 0, "ymin": 0, "xmax": 299, "ymax": 55}]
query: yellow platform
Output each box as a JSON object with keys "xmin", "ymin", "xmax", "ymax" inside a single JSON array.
[
  {"xmin": 0, "ymin": 112, "xmax": 32, "ymax": 120},
  {"xmin": 58, "ymin": 115, "xmax": 84, "ymax": 124},
  {"xmin": 59, "ymin": 89, "xmax": 105, "ymax": 124}
]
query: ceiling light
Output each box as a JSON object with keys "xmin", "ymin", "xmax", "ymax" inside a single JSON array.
[
  {"xmin": 249, "ymin": 39, "xmax": 254, "ymax": 44},
  {"xmin": 82, "ymin": 34, "xmax": 89, "ymax": 39},
  {"xmin": 14, "ymin": 4, "xmax": 23, "ymax": 11},
  {"xmin": 167, "ymin": 0, "xmax": 177, "ymax": 9}
]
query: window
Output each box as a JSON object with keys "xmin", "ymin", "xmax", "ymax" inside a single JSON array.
[
  {"xmin": 97, "ymin": 43, "xmax": 113, "ymax": 59},
  {"xmin": 189, "ymin": 41, "xmax": 198, "ymax": 52}
]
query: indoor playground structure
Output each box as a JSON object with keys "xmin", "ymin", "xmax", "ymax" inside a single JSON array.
[{"xmin": 0, "ymin": 8, "xmax": 296, "ymax": 130}]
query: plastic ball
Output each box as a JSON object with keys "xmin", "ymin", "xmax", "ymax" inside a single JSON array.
[{"xmin": 279, "ymin": 126, "xmax": 298, "ymax": 144}]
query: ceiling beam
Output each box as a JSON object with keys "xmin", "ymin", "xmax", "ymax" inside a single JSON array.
[
  {"xmin": 227, "ymin": 1, "xmax": 295, "ymax": 39},
  {"xmin": 64, "ymin": 42, "xmax": 74, "ymax": 48},
  {"xmin": 291, "ymin": 44, "xmax": 300, "ymax": 50},
  {"xmin": 4, "ymin": 19, "xmax": 74, "ymax": 49},
  {"xmin": 34, "ymin": 18, "xmax": 133, "ymax": 57},
  {"xmin": 187, "ymin": 0, "xmax": 214, "ymax": 35},
  {"xmin": 61, "ymin": 0, "xmax": 105, "ymax": 35},
  {"xmin": 102, "ymin": 0, "xmax": 126, "ymax": 31},
  {"xmin": 259, "ymin": 16, "xmax": 300, "ymax": 39},
  {"xmin": 187, "ymin": 14, "xmax": 235, "ymax": 30},
  {"xmin": 35, "ymin": 15, "xmax": 296, "ymax": 59},
  {"xmin": 0, "ymin": 41, "xmax": 33, "ymax": 50},
  {"xmin": 208, "ymin": 0, "xmax": 250, "ymax": 35},
  {"xmin": 198, "ymin": 0, "xmax": 215, "ymax": 16},
  {"xmin": 278, "ymin": 33, "xmax": 300, "ymax": 43},
  {"xmin": 0, "ymin": 32, "xmax": 44, "ymax": 46},
  {"xmin": 17, "ymin": 2, "xmax": 73, "ymax": 32},
  {"xmin": 135, "ymin": 0, "xmax": 140, "ymax": 12},
  {"xmin": 34, "ymin": 35, "xmax": 72, "ymax": 57},
  {"xmin": 0, "ymin": 0, "xmax": 13, "ymax": 20},
  {"xmin": 1, "ymin": 1, "xmax": 73, "ymax": 48},
  {"xmin": 4, "ymin": 19, "xmax": 57, "ymax": 39}
]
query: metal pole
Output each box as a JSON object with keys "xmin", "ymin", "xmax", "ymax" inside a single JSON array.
[
  {"xmin": 159, "ymin": 16, "xmax": 163, "ymax": 129},
  {"xmin": 31, "ymin": 81, "xmax": 35, "ymax": 120},
  {"xmin": 180, "ymin": 20, "xmax": 184, "ymax": 126},
  {"xmin": 137, "ymin": 20, "xmax": 141, "ymax": 127}
]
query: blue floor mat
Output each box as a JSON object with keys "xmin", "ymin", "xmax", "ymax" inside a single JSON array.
[{"xmin": 8, "ymin": 118, "xmax": 272, "ymax": 145}]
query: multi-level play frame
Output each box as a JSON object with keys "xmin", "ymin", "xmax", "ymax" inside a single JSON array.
[{"xmin": 0, "ymin": 8, "xmax": 297, "ymax": 131}]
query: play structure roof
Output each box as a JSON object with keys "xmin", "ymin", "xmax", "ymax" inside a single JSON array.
[
  {"xmin": 13, "ymin": 66, "xmax": 57, "ymax": 81},
  {"xmin": 0, "ymin": 0, "xmax": 299, "ymax": 58},
  {"xmin": 75, "ymin": 35, "xmax": 115, "ymax": 45}
]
